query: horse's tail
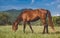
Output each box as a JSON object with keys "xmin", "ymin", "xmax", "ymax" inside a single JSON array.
[{"xmin": 47, "ymin": 10, "xmax": 55, "ymax": 31}]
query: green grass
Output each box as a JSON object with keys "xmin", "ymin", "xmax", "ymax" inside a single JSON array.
[{"xmin": 0, "ymin": 25, "xmax": 60, "ymax": 38}]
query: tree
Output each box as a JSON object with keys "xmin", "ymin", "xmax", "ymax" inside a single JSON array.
[
  {"xmin": 56, "ymin": 16, "xmax": 60, "ymax": 26},
  {"xmin": 52, "ymin": 16, "xmax": 60, "ymax": 26},
  {"xmin": 0, "ymin": 13, "xmax": 10, "ymax": 25}
]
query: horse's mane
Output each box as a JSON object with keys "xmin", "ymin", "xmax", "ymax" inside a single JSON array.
[{"xmin": 16, "ymin": 9, "xmax": 33, "ymax": 20}]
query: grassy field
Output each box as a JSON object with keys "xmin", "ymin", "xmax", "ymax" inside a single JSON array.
[{"xmin": 0, "ymin": 25, "xmax": 60, "ymax": 38}]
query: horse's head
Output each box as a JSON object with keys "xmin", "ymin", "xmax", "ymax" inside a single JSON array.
[{"xmin": 12, "ymin": 21, "xmax": 18, "ymax": 32}]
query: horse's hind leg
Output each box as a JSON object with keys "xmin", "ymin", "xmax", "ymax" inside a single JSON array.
[
  {"xmin": 41, "ymin": 19, "xmax": 48, "ymax": 34},
  {"xmin": 23, "ymin": 21, "xmax": 26, "ymax": 33},
  {"xmin": 27, "ymin": 22, "xmax": 34, "ymax": 33},
  {"xmin": 46, "ymin": 24, "xmax": 48, "ymax": 33}
]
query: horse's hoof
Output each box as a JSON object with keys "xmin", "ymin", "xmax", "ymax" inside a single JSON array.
[
  {"xmin": 42, "ymin": 32, "xmax": 49, "ymax": 34},
  {"xmin": 42, "ymin": 32, "xmax": 45, "ymax": 34},
  {"xmin": 24, "ymin": 32, "xmax": 25, "ymax": 33},
  {"xmin": 32, "ymin": 31, "xmax": 34, "ymax": 33}
]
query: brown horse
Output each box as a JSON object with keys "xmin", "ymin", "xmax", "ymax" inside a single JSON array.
[{"xmin": 12, "ymin": 9, "xmax": 55, "ymax": 34}]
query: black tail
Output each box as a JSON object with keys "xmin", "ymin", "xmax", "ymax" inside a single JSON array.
[{"xmin": 47, "ymin": 10, "xmax": 55, "ymax": 31}]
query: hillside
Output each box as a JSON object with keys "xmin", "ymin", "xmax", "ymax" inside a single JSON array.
[
  {"xmin": 0, "ymin": 9, "xmax": 24, "ymax": 24},
  {"xmin": 0, "ymin": 9, "xmax": 34, "ymax": 25}
]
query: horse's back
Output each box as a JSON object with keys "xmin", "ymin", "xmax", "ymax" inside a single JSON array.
[
  {"xmin": 20, "ymin": 9, "xmax": 49, "ymax": 22},
  {"xmin": 21, "ymin": 9, "xmax": 40, "ymax": 21}
]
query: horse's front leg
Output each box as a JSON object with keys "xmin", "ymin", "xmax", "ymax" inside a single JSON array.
[{"xmin": 27, "ymin": 22, "xmax": 34, "ymax": 33}]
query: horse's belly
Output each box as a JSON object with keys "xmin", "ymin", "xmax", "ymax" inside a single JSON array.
[{"xmin": 27, "ymin": 17, "xmax": 40, "ymax": 22}]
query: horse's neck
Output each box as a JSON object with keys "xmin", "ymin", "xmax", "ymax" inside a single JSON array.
[
  {"xmin": 15, "ymin": 16, "xmax": 22, "ymax": 23},
  {"xmin": 15, "ymin": 19, "xmax": 20, "ymax": 23}
]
